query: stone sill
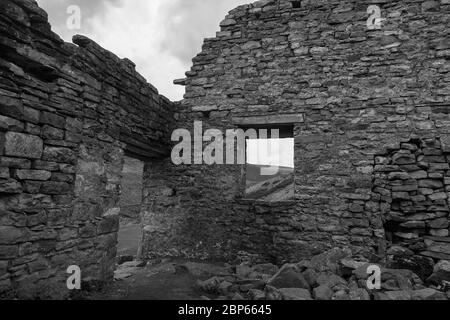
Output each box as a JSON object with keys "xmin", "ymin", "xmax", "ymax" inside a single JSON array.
[{"xmin": 235, "ymin": 198, "xmax": 296, "ymax": 207}]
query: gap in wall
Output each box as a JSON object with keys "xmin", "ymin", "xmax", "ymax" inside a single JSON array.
[{"xmin": 117, "ymin": 156, "xmax": 145, "ymax": 261}]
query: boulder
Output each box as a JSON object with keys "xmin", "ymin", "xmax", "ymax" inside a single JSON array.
[
  {"xmin": 302, "ymin": 268, "xmax": 318, "ymax": 287},
  {"xmin": 238, "ymin": 279, "xmax": 266, "ymax": 292},
  {"xmin": 375, "ymin": 290, "xmax": 412, "ymax": 300},
  {"xmin": 349, "ymin": 288, "xmax": 370, "ymax": 300},
  {"xmin": 265, "ymin": 285, "xmax": 282, "ymax": 300},
  {"xmin": 309, "ymin": 247, "xmax": 352, "ymax": 273},
  {"xmin": 316, "ymin": 273, "xmax": 347, "ymax": 289},
  {"xmin": 218, "ymin": 281, "xmax": 233, "ymax": 295},
  {"xmin": 340, "ymin": 258, "xmax": 368, "ymax": 270},
  {"xmin": 253, "ymin": 263, "xmax": 279, "ymax": 276},
  {"xmin": 381, "ymin": 269, "xmax": 423, "ymax": 291},
  {"xmin": 232, "ymin": 293, "xmax": 245, "ymax": 300},
  {"xmin": 412, "ymin": 288, "xmax": 447, "ymax": 300},
  {"xmin": 427, "ymin": 260, "xmax": 450, "ymax": 286},
  {"xmin": 249, "ymin": 289, "xmax": 265, "ymax": 300},
  {"xmin": 313, "ymin": 285, "xmax": 333, "ymax": 300},
  {"xmin": 332, "ymin": 289, "xmax": 350, "ymax": 300},
  {"xmin": 387, "ymin": 255, "xmax": 435, "ymax": 280},
  {"xmin": 236, "ymin": 264, "xmax": 254, "ymax": 278},
  {"xmin": 279, "ymin": 288, "xmax": 312, "ymax": 300},
  {"xmin": 197, "ymin": 277, "xmax": 222, "ymax": 294},
  {"xmin": 267, "ymin": 264, "xmax": 310, "ymax": 290}
]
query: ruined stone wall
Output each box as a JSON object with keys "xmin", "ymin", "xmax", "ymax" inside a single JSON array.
[
  {"xmin": 141, "ymin": 0, "xmax": 450, "ymax": 264},
  {"xmin": 0, "ymin": 0, "xmax": 175, "ymax": 298}
]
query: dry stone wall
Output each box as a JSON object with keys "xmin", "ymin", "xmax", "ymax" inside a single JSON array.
[
  {"xmin": 0, "ymin": 0, "xmax": 175, "ymax": 298},
  {"xmin": 141, "ymin": 0, "xmax": 450, "ymax": 265}
]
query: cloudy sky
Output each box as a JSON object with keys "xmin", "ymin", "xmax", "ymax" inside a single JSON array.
[
  {"xmin": 37, "ymin": 0, "xmax": 254, "ymax": 101},
  {"xmin": 247, "ymin": 139, "xmax": 294, "ymax": 168},
  {"xmin": 36, "ymin": 0, "xmax": 294, "ymax": 168}
]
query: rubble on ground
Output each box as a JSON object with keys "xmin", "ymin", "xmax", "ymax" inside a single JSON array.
[{"xmin": 195, "ymin": 248, "xmax": 450, "ymax": 300}]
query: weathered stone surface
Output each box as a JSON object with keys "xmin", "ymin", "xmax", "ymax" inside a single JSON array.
[
  {"xmin": 0, "ymin": 226, "xmax": 25, "ymax": 245},
  {"xmin": 412, "ymin": 288, "xmax": 447, "ymax": 300},
  {"xmin": 0, "ymin": 179, "xmax": 22, "ymax": 193},
  {"xmin": 267, "ymin": 265, "xmax": 310, "ymax": 290},
  {"xmin": 427, "ymin": 260, "xmax": 450, "ymax": 286},
  {"xmin": 349, "ymin": 288, "xmax": 370, "ymax": 301},
  {"xmin": 0, "ymin": 168, "xmax": 9, "ymax": 179},
  {"xmin": 313, "ymin": 285, "xmax": 333, "ymax": 300},
  {"xmin": 376, "ymin": 291, "xmax": 412, "ymax": 301},
  {"xmin": 40, "ymin": 181, "xmax": 71, "ymax": 195},
  {"xmin": 309, "ymin": 248, "xmax": 352, "ymax": 273},
  {"xmin": 387, "ymin": 255, "xmax": 435, "ymax": 281},
  {"xmin": 42, "ymin": 147, "xmax": 76, "ymax": 164},
  {"xmin": 316, "ymin": 273, "xmax": 347, "ymax": 289},
  {"xmin": 197, "ymin": 277, "xmax": 222, "ymax": 294},
  {"xmin": 14, "ymin": 170, "xmax": 51, "ymax": 181},
  {"xmin": 4, "ymin": 132, "xmax": 43, "ymax": 159},
  {"xmin": 248, "ymin": 289, "xmax": 265, "ymax": 300},
  {"xmin": 253, "ymin": 263, "xmax": 279, "ymax": 276},
  {"xmin": 278, "ymin": 288, "xmax": 312, "ymax": 300}
]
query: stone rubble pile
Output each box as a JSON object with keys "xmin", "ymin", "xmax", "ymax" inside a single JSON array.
[{"xmin": 196, "ymin": 248, "xmax": 450, "ymax": 300}]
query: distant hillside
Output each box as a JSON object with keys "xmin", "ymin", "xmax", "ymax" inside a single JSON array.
[
  {"xmin": 246, "ymin": 164, "xmax": 294, "ymax": 185},
  {"xmin": 246, "ymin": 164, "xmax": 294, "ymax": 201}
]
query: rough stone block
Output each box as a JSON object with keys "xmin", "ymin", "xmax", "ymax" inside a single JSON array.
[
  {"xmin": 32, "ymin": 160, "xmax": 59, "ymax": 171},
  {"xmin": 42, "ymin": 125, "xmax": 64, "ymax": 140},
  {"xmin": 40, "ymin": 181, "xmax": 71, "ymax": 195},
  {"xmin": 418, "ymin": 179, "xmax": 444, "ymax": 189},
  {"xmin": 42, "ymin": 147, "xmax": 76, "ymax": 164},
  {"xmin": 97, "ymin": 215, "xmax": 120, "ymax": 235},
  {"xmin": 4, "ymin": 132, "xmax": 43, "ymax": 159},
  {"xmin": 23, "ymin": 107, "xmax": 40, "ymax": 124},
  {"xmin": 0, "ymin": 226, "xmax": 25, "ymax": 245},
  {"xmin": 441, "ymin": 136, "xmax": 450, "ymax": 152},
  {"xmin": 0, "ymin": 168, "xmax": 9, "ymax": 179},
  {"xmin": 22, "ymin": 181, "xmax": 42, "ymax": 194},
  {"xmin": 428, "ymin": 192, "xmax": 448, "ymax": 201},
  {"xmin": 0, "ymin": 157, "xmax": 31, "ymax": 169},
  {"xmin": 39, "ymin": 111, "xmax": 65, "ymax": 129},
  {"xmin": 0, "ymin": 179, "xmax": 22, "ymax": 193},
  {"xmin": 14, "ymin": 170, "xmax": 51, "ymax": 181},
  {"xmin": 0, "ymin": 115, "xmax": 24, "ymax": 132}
]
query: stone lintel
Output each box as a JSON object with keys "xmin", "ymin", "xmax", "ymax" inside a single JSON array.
[{"xmin": 232, "ymin": 114, "xmax": 304, "ymax": 126}]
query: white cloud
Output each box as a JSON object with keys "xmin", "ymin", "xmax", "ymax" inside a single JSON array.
[
  {"xmin": 37, "ymin": 0, "xmax": 254, "ymax": 101},
  {"xmin": 247, "ymin": 139, "xmax": 295, "ymax": 168}
]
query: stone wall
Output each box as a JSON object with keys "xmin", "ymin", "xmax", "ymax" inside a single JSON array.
[
  {"xmin": 0, "ymin": 0, "xmax": 175, "ymax": 298},
  {"xmin": 141, "ymin": 0, "xmax": 450, "ymax": 264},
  {"xmin": 1, "ymin": 0, "xmax": 449, "ymax": 299}
]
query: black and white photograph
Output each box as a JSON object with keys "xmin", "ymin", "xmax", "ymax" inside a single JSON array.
[{"xmin": 0, "ymin": 0, "xmax": 449, "ymax": 309}]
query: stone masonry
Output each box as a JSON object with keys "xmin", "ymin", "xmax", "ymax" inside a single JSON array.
[
  {"xmin": 143, "ymin": 0, "xmax": 450, "ymax": 267},
  {"xmin": 0, "ymin": 0, "xmax": 175, "ymax": 298},
  {"xmin": 1, "ymin": 0, "xmax": 450, "ymax": 299}
]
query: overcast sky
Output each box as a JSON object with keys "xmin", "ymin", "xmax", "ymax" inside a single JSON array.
[
  {"xmin": 37, "ymin": 0, "xmax": 254, "ymax": 101},
  {"xmin": 36, "ymin": 0, "xmax": 294, "ymax": 168}
]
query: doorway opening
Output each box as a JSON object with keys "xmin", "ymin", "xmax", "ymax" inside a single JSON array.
[{"xmin": 117, "ymin": 156, "xmax": 145, "ymax": 261}]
